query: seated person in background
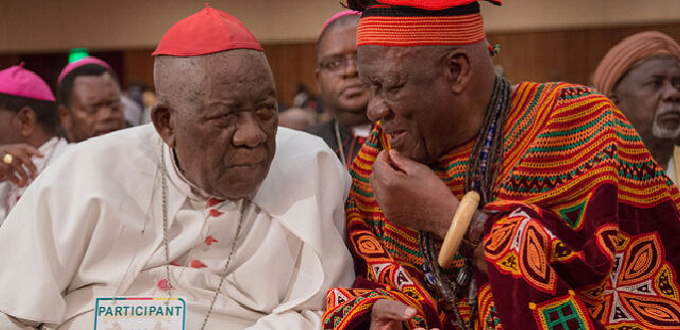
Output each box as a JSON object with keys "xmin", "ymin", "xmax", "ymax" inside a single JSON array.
[
  {"xmin": 0, "ymin": 6, "xmax": 353, "ymax": 329},
  {"xmin": 593, "ymin": 31, "xmax": 680, "ymax": 185},
  {"xmin": 306, "ymin": 10, "xmax": 371, "ymax": 168},
  {"xmin": 121, "ymin": 94, "xmax": 145, "ymax": 127},
  {"xmin": 0, "ymin": 64, "xmax": 69, "ymax": 223},
  {"xmin": 57, "ymin": 57, "xmax": 126, "ymax": 142}
]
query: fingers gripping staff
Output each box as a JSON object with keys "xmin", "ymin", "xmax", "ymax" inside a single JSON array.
[{"xmin": 370, "ymin": 299, "xmax": 441, "ymax": 330}]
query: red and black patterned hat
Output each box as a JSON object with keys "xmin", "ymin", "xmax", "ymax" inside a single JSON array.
[{"xmin": 347, "ymin": 0, "xmax": 501, "ymax": 47}]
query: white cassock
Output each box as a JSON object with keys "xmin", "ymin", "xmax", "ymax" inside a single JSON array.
[
  {"xmin": 0, "ymin": 136, "xmax": 70, "ymax": 224},
  {"xmin": 0, "ymin": 125, "xmax": 354, "ymax": 329}
]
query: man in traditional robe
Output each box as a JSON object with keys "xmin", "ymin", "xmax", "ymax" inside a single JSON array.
[
  {"xmin": 57, "ymin": 57, "xmax": 126, "ymax": 142},
  {"xmin": 306, "ymin": 10, "xmax": 371, "ymax": 168},
  {"xmin": 592, "ymin": 31, "xmax": 680, "ymax": 185},
  {"xmin": 0, "ymin": 6, "xmax": 353, "ymax": 329},
  {"xmin": 322, "ymin": 1, "xmax": 680, "ymax": 329},
  {"xmin": 0, "ymin": 64, "xmax": 70, "ymax": 223}
]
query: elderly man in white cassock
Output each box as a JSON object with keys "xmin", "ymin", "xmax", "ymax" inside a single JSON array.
[{"xmin": 0, "ymin": 6, "xmax": 353, "ymax": 330}]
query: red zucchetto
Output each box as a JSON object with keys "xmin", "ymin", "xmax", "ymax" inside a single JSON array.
[{"xmin": 152, "ymin": 4, "xmax": 262, "ymax": 56}]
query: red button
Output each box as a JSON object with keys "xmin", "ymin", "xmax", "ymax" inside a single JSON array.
[
  {"xmin": 209, "ymin": 209, "xmax": 223, "ymax": 217},
  {"xmin": 190, "ymin": 260, "xmax": 207, "ymax": 268},
  {"xmin": 205, "ymin": 236, "xmax": 218, "ymax": 246},
  {"xmin": 208, "ymin": 198, "xmax": 224, "ymax": 207},
  {"xmin": 157, "ymin": 279, "xmax": 174, "ymax": 291}
]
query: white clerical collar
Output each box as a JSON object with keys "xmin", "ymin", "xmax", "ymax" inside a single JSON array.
[
  {"xmin": 33, "ymin": 136, "xmax": 67, "ymax": 174},
  {"xmin": 352, "ymin": 124, "xmax": 372, "ymax": 138},
  {"xmin": 163, "ymin": 142, "xmax": 212, "ymax": 201},
  {"xmin": 38, "ymin": 136, "xmax": 62, "ymax": 153}
]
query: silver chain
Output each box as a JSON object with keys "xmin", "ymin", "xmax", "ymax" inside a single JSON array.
[
  {"xmin": 160, "ymin": 145, "xmax": 173, "ymax": 300},
  {"xmin": 199, "ymin": 200, "xmax": 247, "ymax": 330},
  {"xmin": 160, "ymin": 144, "xmax": 247, "ymax": 330}
]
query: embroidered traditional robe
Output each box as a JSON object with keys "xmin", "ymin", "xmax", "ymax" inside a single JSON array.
[{"xmin": 323, "ymin": 82, "xmax": 680, "ymax": 330}]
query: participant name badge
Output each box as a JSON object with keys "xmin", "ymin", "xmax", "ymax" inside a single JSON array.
[{"xmin": 94, "ymin": 297, "xmax": 186, "ymax": 330}]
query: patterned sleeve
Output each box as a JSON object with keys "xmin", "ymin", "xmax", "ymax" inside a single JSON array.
[{"xmin": 322, "ymin": 197, "xmax": 445, "ymax": 330}]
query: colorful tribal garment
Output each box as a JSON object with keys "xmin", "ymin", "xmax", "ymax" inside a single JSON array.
[{"xmin": 323, "ymin": 82, "xmax": 680, "ymax": 329}]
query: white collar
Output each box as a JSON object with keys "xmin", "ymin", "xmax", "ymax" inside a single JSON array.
[
  {"xmin": 163, "ymin": 142, "xmax": 212, "ymax": 202},
  {"xmin": 351, "ymin": 124, "xmax": 372, "ymax": 138}
]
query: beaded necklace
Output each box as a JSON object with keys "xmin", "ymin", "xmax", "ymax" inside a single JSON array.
[{"xmin": 419, "ymin": 76, "xmax": 511, "ymax": 329}]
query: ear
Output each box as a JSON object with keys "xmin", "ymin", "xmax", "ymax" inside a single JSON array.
[
  {"xmin": 16, "ymin": 107, "xmax": 37, "ymax": 137},
  {"xmin": 443, "ymin": 48, "xmax": 472, "ymax": 94},
  {"xmin": 151, "ymin": 103, "xmax": 176, "ymax": 148}
]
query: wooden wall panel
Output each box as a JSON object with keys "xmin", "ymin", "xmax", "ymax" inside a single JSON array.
[
  {"xmin": 488, "ymin": 23, "xmax": 680, "ymax": 86},
  {"xmin": 3, "ymin": 0, "xmax": 680, "ymax": 53},
  {"xmin": 261, "ymin": 43, "xmax": 319, "ymax": 108},
  {"xmin": 119, "ymin": 43, "xmax": 319, "ymax": 108},
  {"xmin": 124, "ymin": 50, "xmax": 155, "ymax": 89}
]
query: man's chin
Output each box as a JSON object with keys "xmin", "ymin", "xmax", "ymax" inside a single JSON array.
[
  {"xmin": 652, "ymin": 123, "xmax": 680, "ymax": 139},
  {"xmin": 93, "ymin": 127, "xmax": 122, "ymax": 137},
  {"xmin": 338, "ymin": 98, "xmax": 368, "ymax": 112},
  {"xmin": 212, "ymin": 183, "xmax": 261, "ymax": 201},
  {"xmin": 213, "ymin": 168, "xmax": 270, "ymax": 200}
]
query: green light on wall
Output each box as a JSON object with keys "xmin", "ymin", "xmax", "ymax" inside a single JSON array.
[{"xmin": 68, "ymin": 48, "xmax": 89, "ymax": 63}]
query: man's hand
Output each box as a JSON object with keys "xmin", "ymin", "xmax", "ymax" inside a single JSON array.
[
  {"xmin": 370, "ymin": 299, "xmax": 440, "ymax": 330},
  {"xmin": 370, "ymin": 299, "xmax": 415, "ymax": 330},
  {"xmin": 370, "ymin": 299, "xmax": 437, "ymax": 330},
  {"xmin": 0, "ymin": 144, "xmax": 43, "ymax": 187},
  {"xmin": 371, "ymin": 149, "xmax": 490, "ymax": 274},
  {"xmin": 370, "ymin": 149, "xmax": 459, "ymax": 238}
]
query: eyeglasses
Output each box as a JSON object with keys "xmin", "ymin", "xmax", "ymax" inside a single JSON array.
[{"xmin": 319, "ymin": 53, "xmax": 357, "ymax": 73}]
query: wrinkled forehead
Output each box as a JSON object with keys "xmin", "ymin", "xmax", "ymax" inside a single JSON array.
[
  {"xmin": 634, "ymin": 53, "xmax": 680, "ymax": 68},
  {"xmin": 71, "ymin": 73, "xmax": 121, "ymax": 101},
  {"xmin": 625, "ymin": 55, "xmax": 680, "ymax": 81},
  {"xmin": 154, "ymin": 50, "xmax": 274, "ymax": 105},
  {"xmin": 357, "ymin": 45, "xmax": 424, "ymax": 76},
  {"xmin": 318, "ymin": 23, "xmax": 359, "ymax": 58}
]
